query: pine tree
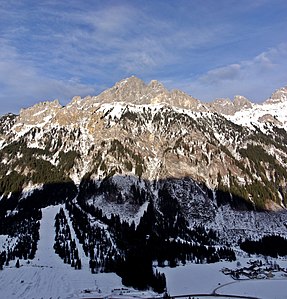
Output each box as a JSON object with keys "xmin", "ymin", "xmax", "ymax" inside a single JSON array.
[{"xmin": 15, "ymin": 259, "xmax": 20, "ymax": 268}]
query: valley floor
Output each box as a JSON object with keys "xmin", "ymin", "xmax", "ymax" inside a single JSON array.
[
  {"xmin": 1, "ymin": 205, "xmax": 287, "ymax": 299},
  {"xmin": 160, "ymin": 260, "xmax": 287, "ymax": 299}
]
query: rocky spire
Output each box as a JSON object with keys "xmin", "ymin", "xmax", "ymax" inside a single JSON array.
[
  {"xmin": 265, "ymin": 86, "xmax": 287, "ymax": 104},
  {"xmin": 93, "ymin": 76, "xmax": 206, "ymax": 110}
]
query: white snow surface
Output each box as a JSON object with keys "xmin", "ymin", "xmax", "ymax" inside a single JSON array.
[
  {"xmin": 0, "ymin": 205, "xmax": 124, "ymax": 299},
  {"xmin": 217, "ymin": 279, "xmax": 287, "ymax": 298},
  {"xmin": 2, "ymin": 205, "xmax": 287, "ymax": 299},
  {"xmin": 0, "ymin": 234, "xmax": 9, "ymax": 249},
  {"xmin": 0, "ymin": 205, "xmax": 160, "ymax": 299},
  {"xmin": 227, "ymin": 100, "xmax": 287, "ymax": 131},
  {"xmin": 159, "ymin": 257, "xmax": 287, "ymax": 299},
  {"xmin": 159, "ymin": 261, "xmax": 233, "ymax": 295}
]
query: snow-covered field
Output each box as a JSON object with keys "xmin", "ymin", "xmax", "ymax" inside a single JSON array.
[
  {"xmin": 159, "ymin": 261, "xmax": 233, "ymax": 295},
  {"xmin": 217, "ymin": 279, "xmax": 287, "ymax": 299},
  {"xmin": 160, "ymin": 258, "xmax": 287, "ymax": 299},
  {"xmin": 0, "ymin": 206, "xmax": 124, "ymax": 299},
  {"xmin": 1, "ymin": 205, "xmax": 287, "ymax": 299}
]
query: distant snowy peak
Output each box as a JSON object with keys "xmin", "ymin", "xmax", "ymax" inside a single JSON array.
[
  {"xmin": 233, "ymin": 95, "xmax": 253, "ymax": 109},
  {"xmin": 208, "ymin": 95, "xmax": 252, "ymax": 115},
  {"xmin": 227, "ymin": 99, "xmax": 287, "ymax": 131},
  {"xmin": 208, "ymin": 88, "xmax": 287, "ymax": 131},
  {"xmin": 265, "ymin": 86, "xmax": 287, "ymax": 104}
]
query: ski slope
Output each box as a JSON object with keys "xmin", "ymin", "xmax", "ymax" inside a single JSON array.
[{"xmin": 0, "ymin": 205, "xmax": 123, "ymax": 299}]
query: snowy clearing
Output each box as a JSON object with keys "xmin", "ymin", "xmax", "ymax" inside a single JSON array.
[{"xmin": 159, "ymin": 257, "xmax": 287, "ymax": 299}]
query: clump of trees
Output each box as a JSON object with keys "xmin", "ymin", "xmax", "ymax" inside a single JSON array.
[
  {"xmin": 240, "ymin": 235, "xmax": 287, "ymax": 258},
  {"xmin": 0, "ymin": 208, "xmax": 41, "ymax": 269},
  {"xmin": 54, "ymin": 208, "xmax": 81, "ymax": 269}
]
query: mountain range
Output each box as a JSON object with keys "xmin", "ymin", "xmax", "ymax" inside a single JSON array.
[{"xmin": 0, "ymin": 76, "xmax": 287, "ymax": 293}]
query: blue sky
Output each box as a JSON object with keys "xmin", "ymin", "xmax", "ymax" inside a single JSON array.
[{"xmin": 0, "ymin": 0, "xmax": 287, "ymax": 114}]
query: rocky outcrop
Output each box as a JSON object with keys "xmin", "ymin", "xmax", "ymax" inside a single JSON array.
[
  {"xmin": 265, "ymin": 86, "xmax": 287, "ymax": 104},
  {"xmin": 208, "ymin": 95, "xmax": 252, "ymax": 115}
]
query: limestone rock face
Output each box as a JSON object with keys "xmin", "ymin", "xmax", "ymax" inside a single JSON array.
[
  {"xmin": 265, "ymin": 86, "xmax": 287, "ymax": 104},
  {"xmin": 208, "ymin": 95, "xmax": 252, "ymax": 115},
  {"xmin": 18, "ymin": 100, "xmax": 62, "ymax": 125}
]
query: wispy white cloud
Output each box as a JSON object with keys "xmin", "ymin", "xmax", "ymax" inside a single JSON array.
[
  {"xmin": 176, "ymin": 43, "xmax": 287, "ymax": 102},
  {"xmin": 13, "ymin": 2, "xmax": 230, "ymax": 76},
  {"xmin": 199, "ymin": 64, "xmax": 242, "ymax": 84},
  {"xmin": 0, "ymin": 38, "xmax": 95, "ymax": 113}
]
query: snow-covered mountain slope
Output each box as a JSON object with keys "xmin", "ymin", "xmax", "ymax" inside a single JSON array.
[
  {"xmin": 0, "ymin": 77, "xmax": 287, "ymax": 216},
  {"xmin": 1, "ymin": 76, "xmax": 287, "ymax": 294},
  {"xmin": 2, "ymin": 99, "xmax": 287, "ymax": 211},
  {"xmin": 227, "ymin": 98, "xmax": 287, "ymax": 132}
]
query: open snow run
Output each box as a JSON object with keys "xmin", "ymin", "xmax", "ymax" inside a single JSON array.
[
  {"xmin": 1, "ymin": 205, "xmax": 287, "ymax": 298},
  {"xmin": 0, "ymin": 205, "xmax": 123, "ymax": 299}
]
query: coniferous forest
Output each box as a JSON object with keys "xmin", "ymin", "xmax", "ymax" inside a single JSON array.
[
  {"xmin": 240, "ymin": 235, "xmax": 287, "ymax": 258},
  {"xmin": 0, "ymin": 208, "xmax": 41, "ymax": 269},
  {"xmin": 64, "ymin": 194, "xmax": 236, "ymax": 292}
]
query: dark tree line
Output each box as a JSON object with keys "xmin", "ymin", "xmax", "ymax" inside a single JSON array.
[
  {"xmin": 65, "ymin": 201, "xmax": 122, "ymax": 274},
  {"xmin": 240, "ymin": 235, "xmax": 287, "ymax": 258},
  {"xmin": 65, "ymin": 199, "xmax": 167, "ymax": 292},
  {"xmin": 0, "ymin": 208, "xmax": 41, "ymax": 269},
  {"xmin": 54, "ymin": 208, "xmax": 81, "ymax": 269}
]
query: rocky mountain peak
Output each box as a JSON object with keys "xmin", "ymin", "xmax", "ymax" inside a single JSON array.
[
  {"xmin": 68, "ymin": 96, "xmax": 83, "ymax": 107},
  {"xmin": 265, "ymin": 86, "xmax": 287, "ymax": 104},
  {"xmin": 170, "ymin": 89, "xmax": 205, "ymax": 111},
  {"xmin": 114, "ymin": 75, "xmax": 146, "ymax": 91},
  {"xmin": 147, "ymin": 79, "xmax": 166, "ymax": 92},
  {"xmin": 91, "ymin": 76, "xmax": 204, "ymax": 111},
  {"xmin": 233, "ymin": 95, "xmax": 252, "ymax": 109},
  {"xmin": 96, "ymin": 76, "xmax": 146, "ymax": 104},
  {"xmin": 18, "ymin": 99, "xmax": 62, "ymax": 125},
  {"xmin": 94, "ymin": 76, "xmax": 207, "ymax": 111},
  {"xmin": 209, "ymin": 95, "xmax": 252, "ymax": 115}
]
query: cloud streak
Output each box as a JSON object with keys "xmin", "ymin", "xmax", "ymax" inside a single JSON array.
[
  {"xmin": 180, "ymin": 43, "xmax": 287, "ymax": 102},
  {"xmin": 0, "ymin": 38, "xmax": 95, "ymax": 113}
]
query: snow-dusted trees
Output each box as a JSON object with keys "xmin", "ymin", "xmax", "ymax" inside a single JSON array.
[
  {"xmin": 54, "ymin": 208, "xmax": 81, "ymax": 270},
  {"xmin": 65, "ymin": 201, "xmax": 121, "ymax": 274},
  {"xmin": 66, "ymin": 195, "xmax": 236, "ymax": 293},
  {"xmin": 0, "ymin": 208, "xmax": 41, "ymax": 267}
]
